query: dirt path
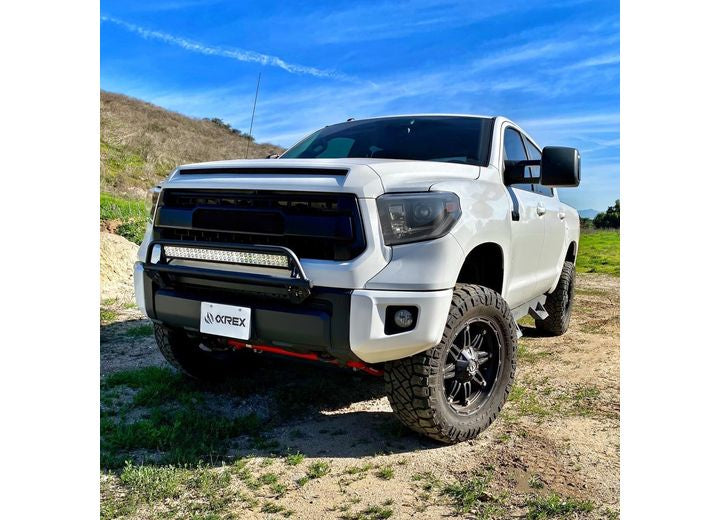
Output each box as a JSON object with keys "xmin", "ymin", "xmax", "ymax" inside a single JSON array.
[{"xmin": 101, "ymin": 273, "xmax": 619, "ymax": 519}]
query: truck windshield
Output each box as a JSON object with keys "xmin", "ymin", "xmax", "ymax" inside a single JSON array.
[{"xmin": 281, "ymin": 116, "xmax": 494, "ymax": 166}]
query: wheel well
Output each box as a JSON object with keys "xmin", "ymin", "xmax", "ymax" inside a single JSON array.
[
  {"xmin": 456, "ymin": 243, "xmax": 504, "ymax": 293},
  {"xmin": 565, "ymin": 241, "xmax": 577, "ymax": 263}
]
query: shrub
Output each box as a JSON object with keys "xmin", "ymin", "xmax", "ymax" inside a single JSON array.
[
  {"xmin": 592, "ymin": 200, "xmax": 620, "ymax": 229},
  {"xmin": 100, "ymin": 193, "xmax": 148, "ymax": 244}
]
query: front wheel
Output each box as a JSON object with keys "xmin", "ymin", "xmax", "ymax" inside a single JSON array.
[
  {"xmin": 154, "ymin": 324, "xmax": 254, "ymax": 380},
  {"xmin": 384, "ymin": 284, "xmax": 517, "ymax": 444}
]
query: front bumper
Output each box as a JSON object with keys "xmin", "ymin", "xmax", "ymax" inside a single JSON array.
[
  {"xmin": 135, "ymin": 262, "xmax": 452, "ymax": 364},
  {"xmin": 349, "ymin": 289, "xmax": 453, "ymax": 363}
]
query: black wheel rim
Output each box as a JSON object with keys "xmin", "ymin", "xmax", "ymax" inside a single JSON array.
[{"xmin": 442, "ymin": 318, "xmax": 502, "ymax": 416}]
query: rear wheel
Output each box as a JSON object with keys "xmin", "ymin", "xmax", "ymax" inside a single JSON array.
[
  {"xmin": 154, "ymin": 324, "xmax": 251, "ymax": 380},
  {"xmin": 535, "ymin": 261, "xmax": 576, "ymax": 336},
  {"xmin": 384, "ymin": 284, "xmax": 517, "ymax": 443}
]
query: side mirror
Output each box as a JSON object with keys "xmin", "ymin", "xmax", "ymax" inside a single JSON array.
[
  {"xmin": 503, "ymin": 160, "xmax": 530, "ymax": 185},
  {"xmin": 266, "ymin": 153, "xmax": 280, "ymax": 159},
  {"xmin": 541, "ymin": 147, "xmax": 580, "ymax": 187}
]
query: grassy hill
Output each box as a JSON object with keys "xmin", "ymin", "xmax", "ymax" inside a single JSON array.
[{"xmin": 100, "ymin": 90, "xmax": 284, "ymax": 197}]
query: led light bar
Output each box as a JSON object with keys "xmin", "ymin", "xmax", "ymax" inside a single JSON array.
[{"xmin": 163, "ymin": 246, "xmax": 289, "ymax": 268}]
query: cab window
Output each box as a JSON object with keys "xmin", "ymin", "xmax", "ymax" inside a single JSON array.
[
  {"xmin": 503, "ymin": 128, "xmax": 533, "ymax": 193},
  {"xmin": 522, "ymin": 136, "xmax": 554, "ymax": 197}
]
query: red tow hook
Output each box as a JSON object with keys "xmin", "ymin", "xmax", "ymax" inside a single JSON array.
[{"xmin": 227, "ymin": 340, "xmax": 384, "ymax": 377}]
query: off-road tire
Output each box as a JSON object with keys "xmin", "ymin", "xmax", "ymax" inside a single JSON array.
[
  {"xmin": 535, "ymin": 261, "xmax": 575, "ymax": 336},
  {"xmin": 384, "ymin": 284, "xmax": 517, "ymax": 444},
  {"xmin": 154, "ymin": 323, "xmax": 249, "ymax": 380}
]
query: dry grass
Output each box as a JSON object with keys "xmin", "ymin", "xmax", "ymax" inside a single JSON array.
[{"xmin": 100, "ymin": 91, "xmax": 284, "ymax": 197}]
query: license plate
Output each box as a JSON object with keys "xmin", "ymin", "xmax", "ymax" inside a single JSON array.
[{"xmin": 200, "ymin": 302, "xmax": 251, "ymax": 340}]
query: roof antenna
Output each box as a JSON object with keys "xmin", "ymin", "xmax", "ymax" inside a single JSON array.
[{"xmin": 245, "ymin": 72, "xmax": 262, "ymax": 159}]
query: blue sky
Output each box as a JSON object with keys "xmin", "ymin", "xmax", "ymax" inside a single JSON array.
[{"xmin": 100, "ymin": 0, "xmax": 619, "ymax": 210}]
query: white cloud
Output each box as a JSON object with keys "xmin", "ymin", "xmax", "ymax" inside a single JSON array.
[
  {"xmin": 101, "ymin": 16, "xmax": 357, "ymax": 81},
  {"xmin": 520, "ymin": 113, "xmax": 619, "ymax": 129},
  {"xmin": 285, "ymin": 0, "xmax": 594, "ymax": 44},
  {"xmin": 562, "ymin": 53, "xmax": 620, "ymax": 70}
]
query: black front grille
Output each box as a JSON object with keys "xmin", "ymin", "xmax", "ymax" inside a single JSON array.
[{"xmin": 153, "ymin": 190, "xmax": 366, "ymax": 261}]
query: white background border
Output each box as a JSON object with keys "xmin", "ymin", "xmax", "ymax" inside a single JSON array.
[
  {"xmin": 2, "ymin": 1, "xmax": 99, "ymax": 518},
  {"xmin": 1, "ymin": 1, "xmax": 719, "ymax": 517},
  {"xmin": 621, "ymin": 1, "xmax": 719, "ymax": 517}
]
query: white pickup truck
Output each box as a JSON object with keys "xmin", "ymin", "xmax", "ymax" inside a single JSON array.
[{"xmin": 135, "ymin": 115, "xmax": 581, "ymax": 443}]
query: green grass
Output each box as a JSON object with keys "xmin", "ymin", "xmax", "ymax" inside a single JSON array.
[
  {"xmin": 119, "ymin": 461, "xmax": 190, "ymax": 502},
  {"xmin": 285, "ymin": 451, "xmax": 305, "ymax": 466},
  {"xmin": 345, "ymin": 463, "xmax": 374, "ymax": 476},
  {"xmin": 525, "ymin": 493, "xmax": 593, "ymax": 519},
  {"xmin": 517, "ymin": 342, "xmax": 553, "ymax": 364},
  {"xmin": 270, "ymin": 482, "xmax": 288, "ymax": 497},
  {"xmin": 258, "ymin": 472, "xmax": 279, "ymax": 485},
  {"xmin": 567, "ymin": 385, "xmax": 602, "ymax": 417},
  {"xmin": 261, "ymin": 501, "xmax": 293, "ymax": 516},
  {"xmin": 104, "ymin": 366, "xmax": 198, "ymax": 407},
  {"xmin": 375, "ymin": 466, "xmax": 395, "ymax": 480},
  {"xmin": 443, "ymin": 472, "xmax": 493, "ymax": 514},
  {"xmin": 507, "ymin": 384, "xmax": 550, "ymax": 418},
  {"xmin": 100, "ymin": 192, "xmax": 148, "ymax": 244},
  {"xmin": 306, "ymin": 461, "xmax": 331, "ymax": 479},
  {"xmin": 341, "ymin": 504, "xmax": 394, "ymax": 520},
  {"xmin": 125, "ymin": 323, "xmax": 154, "ymax": 338},
  {"xmin": 104, "ymin": 462, "xmax": 238, "ymax": 519},
  {"xmin": 411, "ymin": 471, "xmax": 441, "ymax": 492},
  {"xmin": 576, "ymin": 230, "xmax": 619, "ymax": 276},
  {"xmin": 100, "ymin": 308, "xmax": 119, "ymax": 323},
  {"xmin": 101, "ymin": 192, "xmax": 147, "ymax": 222},
  {"xmin": 101, "ymin": 140, "xmax": 147, "ymax": 185},
  {"xmin": 101, "ymin": 367, "xmax": 264, "ymax": 468}
]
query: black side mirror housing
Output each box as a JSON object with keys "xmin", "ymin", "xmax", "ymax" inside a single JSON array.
[
  {"xmin": 541, "ymin": 146, "xmax": 580, "ymax": 187},
  {"xmin": 503, "ymin": 160, "xmax": 531, "ymax": 185}
]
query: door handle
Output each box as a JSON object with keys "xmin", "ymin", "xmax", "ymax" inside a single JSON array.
[
  {"xmin": 558, "ymin": 211, "xmax": 566, "ymax": 220},
  {"xmin": 536, "ymin": 204, "xmax": 546, "ymax": 216}
]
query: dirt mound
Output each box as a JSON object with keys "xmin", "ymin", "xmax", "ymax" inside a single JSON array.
[{"xmin": 100, "ymin": 231, "xmax": 139, "ymax": 303}]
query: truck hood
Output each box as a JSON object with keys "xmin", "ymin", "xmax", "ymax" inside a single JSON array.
[{"xmin": 162, "ymin": 158, "xmax": 481, "ymax": 198}]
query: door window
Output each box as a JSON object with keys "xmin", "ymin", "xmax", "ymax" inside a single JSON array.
[
  {"xmin": 503, "ymin": 128, "xmax": 533, "ymax": 193},
  {"xmin": 522, "ymin": 136, "xmax": 554, "ymax": 197}
]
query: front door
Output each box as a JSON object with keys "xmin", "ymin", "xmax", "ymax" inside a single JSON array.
[
  {"xmin": 522, "ymin": 135, "xmax": 568, "ymax": 294},
  {"xmin": 502, "ymin": 126, "xmax": 546, "ymax": 309}
]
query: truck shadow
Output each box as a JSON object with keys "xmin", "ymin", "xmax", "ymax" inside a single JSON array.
[
  {"xmin": 216, "ymin": 356, "xmax": 442, "ymax": 459},
  {"xmin": 101, "ymin": 339, "xmax": 445, "ymax": 468},
  {"xmin": 518, "ymin": 324, "xmax": 551, "ymax": 337}
]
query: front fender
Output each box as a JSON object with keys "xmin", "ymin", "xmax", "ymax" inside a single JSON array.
[
  {"xmin": 364, "ymin": 233, "xmax": 465, "ymax": 290},
  {"xmin": 431, "ymin": 176, "xmax": 512, "ymax": 295}
]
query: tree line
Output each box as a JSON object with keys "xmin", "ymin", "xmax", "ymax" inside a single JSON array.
[{"xmin": 580, "ymin": 200, "xmax": 620, "ymax": 229}]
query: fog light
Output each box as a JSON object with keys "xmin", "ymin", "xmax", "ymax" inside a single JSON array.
[{"xmin": 394, "ymin": 309, "xmax": 414, "ymax": 328}]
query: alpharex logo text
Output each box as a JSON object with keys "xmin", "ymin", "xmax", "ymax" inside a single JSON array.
[{"xmin": 203, "ymin": 312, "xmax": 246, "ymax": 328}]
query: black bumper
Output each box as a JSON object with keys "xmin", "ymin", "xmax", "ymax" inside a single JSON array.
[{"xmin": 141, "ymin": 269, "xmax": 356, "ymax": 362}]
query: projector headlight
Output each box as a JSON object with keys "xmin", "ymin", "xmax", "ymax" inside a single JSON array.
[{"xmin": 377, "ymin": 192, "xmax": 461, "ymax": 245}]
